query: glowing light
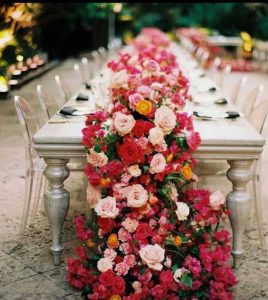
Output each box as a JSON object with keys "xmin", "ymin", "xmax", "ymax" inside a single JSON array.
[
  {"xmin": 113, "ymin": 3, "xmax": 122, "ymax": 13},
  {"xmin": 0, "ymin": 29, "xmax": 14, "ymax": 49},
  {"xmin": 0, "ymin": 76, "xmax": 8, "ymax": 92},
  {"xmin": 16, "ymin": 55, "xmax": 23, "ymax": 62}
]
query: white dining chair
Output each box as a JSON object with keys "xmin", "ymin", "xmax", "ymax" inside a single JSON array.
[
  {"xmin": 14, "ymin": 95, "xmax": 46, "ymax": 242},
  {"xmin": 55, "ymin": 74, "xmax": 73, "ymax": 102}
]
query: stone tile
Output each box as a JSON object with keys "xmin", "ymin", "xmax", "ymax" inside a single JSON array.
[
  {"xmin": 0, "ymin": 274, "xmax": 69, "ymax": 299},
  {"xmin": 63, "ymin": 295, "xmax": 82, "ymax": 300},
  {"xmin": 0, "ymin": 257, "xmax": 37, "ymax": 286},
  {"xmin": 42, "ymin": 267, "xmax": 82, "ymax": 296}
]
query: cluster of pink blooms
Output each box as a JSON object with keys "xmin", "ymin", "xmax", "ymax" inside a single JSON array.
[{"xmin": 67, "ymin": 27, "xmax": 237, "ymax": 300}]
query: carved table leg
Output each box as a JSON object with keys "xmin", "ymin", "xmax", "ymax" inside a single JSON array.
[
  {"xmin": 226, "ymin": 160, "xmax": 253, "ymax": 269},
  {"xmin": 44, "ymin": 158, "xmax": 70, "ymax": 266}
]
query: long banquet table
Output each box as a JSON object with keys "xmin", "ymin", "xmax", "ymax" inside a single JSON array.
[{"xmin": 33, "ymin": 45, "xmax": 265, "ymax": 268}]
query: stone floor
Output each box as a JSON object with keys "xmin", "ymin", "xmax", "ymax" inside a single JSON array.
[{"xmin": 0, "ymin": 56, "xmax": 268, "ymax": 299}]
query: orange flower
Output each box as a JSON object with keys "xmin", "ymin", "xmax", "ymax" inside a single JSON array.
[
  {"xmin": 107, "ymin": 233, "xmax": 119, "ymax": 248},
  {"xmin": 182, "ymin": 165, "xmax": 192, "ymax": 180},
  {"xmin": 99, "ymin": 177, "xmax": 111, "ymax": 188},
  {"xmin": 110, "ymin": 296, "xmax": 121, "ymax": 300},
  {"xmin": 173, "ymin": 235, "xmax": 182, "ymax": 247},
  {"xmin": 135, "ymin": 99, "xmax": 152, "ymax": 115},
  {"xmin": 85, "ymin": 239, "xmax": 95, "ymax": 248},
  {"xmin": 166, "ymin": 153, "xmax": 174, "ymax": 163},
  {"xmin": 149, "ymin": 195, "xmax": 159, "ymax": 206}
]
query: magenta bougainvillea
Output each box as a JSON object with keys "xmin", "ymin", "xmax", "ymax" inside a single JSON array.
[{"xmin": 66, "ymin": 28, "xmax": 237, "ymax": 300}]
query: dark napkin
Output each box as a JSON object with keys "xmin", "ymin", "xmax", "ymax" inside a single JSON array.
[
  {"xmin": 59, "ymin": 106, "xmax": 77, "ymax": 116},
  {"xmin": 225, "ymin": 111, "xmax": 240, "ymax": 119},
  {"xmin": 76, "ymin": 93, "xmax": 89, "ymax": 101},
  {"xmin": 85, "ymin": 83, "xmax": 91, "ymax": 90}
]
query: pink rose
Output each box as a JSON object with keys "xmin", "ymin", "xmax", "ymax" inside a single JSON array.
[
  {"xmin": 87, "ymin": 148, "xmax": 108, "ymax": 167},
  {"xmin": 113, "ymin": 112, "xmax": 136, "ymax": 136},
  {"xmin": 139, "ymin": 244, "xmax": 165, "ymax": 271},
  {"xmin": 148, "ymin": 127, "xmax": 164, "ymax": 146},
  {"xmin": 151, "ymin": 82, "xmax": 163, "ymax": 91},
  {"xmin": 149, "ymin": 153, "xmax": 167, "ymax": 174},
  {"xmin": 137, "ymin": 137, "xmax": 148, "ymax": 150},
  {"xmin": 144, "ymin": 59, "xmax": 160, "ymax": 72},
  {"xmin": 164, "ymin": 256, "xmax": 172, "ymax": 268},
  {"xmin": 113, "ymin": 183, "xmax": 128, "ymax": 200},
  {"xmin": 97, "ymin": 257, "xmax": 114, "ymax": 273},
  {"xmin": 122, "ymin": 217, "xmax": 139, "ymax": 233},
  {"xmin": 137, "ymin": 85, "xmax": 152, "ymax": 97},
  {"xmin": 124, "ymin": 254, "xmax": 136, "ymax": 268},
  {"xmin": 118, "ymin": 228, "xmax": 131, "ymax": 242},
  {"xmin": 128, "ymin": 165, "xmax": 142, "ymax": 177},
  {"xmin": 94, "ymin": 196, "xmax": 119, "ymax": 219},
  {"xmin": 120, "ymin": 242, "xmax": 132, "ymax": 254},
  {"xmin": 209, "ymin": 191, "xmax": 225, "ymax": 210},
  {"xmin": 154, "ymin": 105, "xmax": 177, "ymax": 135},
  {"xmin": 104, "ymin": 248, "xmax": 117, "ymax": 261},
  {"xmin": 115, "ymin": 262, "xmax": 129, "ymax": 276},
  {"xmin": 129, "ymin": 93, "xmax": 143, "ymax": 106},
  {"xmin": 127, "ymin": 184, "xmax": 148, "ymax": 208},
  {"xmin": 86, "ymin": 183, "xmax": 101, "ymax": 208},
  {"xmin": 132, "ymin": 281, "xmax": 142, "ymax": 293},
  {"xmin": 111, "ymin": 70, "xmax": 128, "ymax": 88},
  {"xmin": 154, "ymin": 141, "xmax": 167, "ymax": 152}
]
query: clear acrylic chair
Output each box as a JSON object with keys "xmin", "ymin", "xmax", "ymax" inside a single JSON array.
[
  {"xmin": 37, "ymin": 84, "xmax": 60, "ymax": 120},
  {"xmin": 218, "ymin": 63, "xmax": 232, "ymax": 88},
  {"xmin": 230, "ymin": 76, "xmax": 248, "ymax": 104},
  {"xmin": 240, "ymin": 84, "xmax": 264, "ymax": 118},
  {"xmin": 14, "ymin": 95, "xmax": 46, "ymax": 242},
  {"xmin": 55, "ymin": 74, "xmax": 73, "ymax": 102}
]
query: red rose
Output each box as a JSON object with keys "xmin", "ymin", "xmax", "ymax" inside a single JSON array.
[
  {"xmin": 75, "ymin": 245, "xmax": 88, "ymax": 261},
  {"xmin": 98, "ymin": 217, "xmax": 115, "ymax": 234},
  {"xmin": 117, "ymin": 137, "xmax": 145, "ymax": 165},
  {"xmin": 99, "ymin": 269, "xmax": 115, "ymax": 287},
  {"xmin": 133, "ymin": 223, "xmax": 152, "ymax": 241},
  {"xmin": 114, "ymin": 255, "xmax": 124, "ymax": 264},
  {"xmin": 112, "ymin": 276, "xmax": 126, "ymax": 295},
  {"xmin": 160, "ymin": 270, "xmax": 174, "ymax": 284},
  {"xmin": 132, "ymin": 120, "xmax": 154, "ymax": 138}
]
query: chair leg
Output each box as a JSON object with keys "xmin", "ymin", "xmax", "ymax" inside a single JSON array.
[
  {"xmin": 18, "ymin": 170, "xmax": 34, "ymax": 243},
  {"xmin": 252, "ymin": 160, "xmax": 267, "ymax": 251},
  {"xmin": 29, "ymin": 172, "xmax": 45, "ymax": 226}
]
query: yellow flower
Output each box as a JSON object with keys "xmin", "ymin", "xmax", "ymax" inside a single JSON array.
[
  {"xmin": 135, "ymin": 99, "xmax": 152, "ymax": 115},
  {"xmin": 173, "ymin": 235, "xmax": 182, "ymax": 247},
  {"xmin": 99, "ymin": 177, "xmax": 111, "ymax": 188},
  {"xmin": 166, "ymin": 153, "xmax": 174, "ymax": 163},
  {"xmin": 182, "ymin": 165, "xmax": 192, "ymax": 180},
  {"xmin": 85, "ymin": 239, "xmax": 95, "ymax": 248},
  {"xmin": 107, "ymin": 233, "xmax": 119, "ymax": 249},
  {"xmin": 110, "ymin": 296, "xmax": 121, "ymax": 300}
]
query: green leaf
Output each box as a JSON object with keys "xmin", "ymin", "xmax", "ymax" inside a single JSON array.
[
  {"xmin": 94, "ymin": 144, "xmax": 102, "ymax": 153},
  {"xmin": 181, "ymin": 273, "xmax": 193, "ymax": 288}
]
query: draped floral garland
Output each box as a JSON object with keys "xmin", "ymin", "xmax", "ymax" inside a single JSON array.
[{"xmin": 66, "ymin": 28, "xmax": 237, "ymax": 300}]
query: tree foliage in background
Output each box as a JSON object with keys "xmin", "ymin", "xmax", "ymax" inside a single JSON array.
[{"xmin": 121, "ymin": 3, "xmax": 268, "ymax": 40}]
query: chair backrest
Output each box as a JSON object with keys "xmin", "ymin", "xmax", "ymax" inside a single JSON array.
[
  {"xmin": 81, "ymin": 57, "xmax": 92, "ymax": 83},
  {"xmin": 55, "ymin": 74, "xmax": 73, "ymax": 102},
  {"xmin": 218, "ymin": 63, "xmax": 231, "ymax": 88},
  {"xmin": 36, "ymin": 84, "xmax": 59, "ymax": 120},
  {"xmin": 241, "ymin": 84, "xmax": 264, "ymax": 118},
  {"xmin": 230, "ymin": 76, "xmax": 247, "ymax": 104},
  {"xmin": 14, "ymin": 95, "xmax": 40, "ymax": 163},
  {"xmin": 249, "ymin": 98, "xmax": 268, "ymax": 134}
]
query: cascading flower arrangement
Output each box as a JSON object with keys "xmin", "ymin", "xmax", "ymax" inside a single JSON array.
[{"xmin": 66, "ymin": 28, "xmax": 237, "ymax": 300}]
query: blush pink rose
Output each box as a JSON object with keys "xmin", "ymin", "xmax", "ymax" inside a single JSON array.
[
  {"xmin": 113, "ymin": 112, "xmax": 136, "ymax": 136},
  {"xmin": 139, "ymin": 244, "xmax": 165, "ymax": 271},
  {"xmin": 104, "ymin": 248, "xmax": 117, "ymax": 261},
  {"xmin": 154, "ymin": 105, "xmax": 177, "ymax": 135},
  {"xmin": 87, "ymin": 148, "xmax": 108, "ymax": 167},
  {"xmin": 144, "ymin": 59, "xmax": 160, "ymax": 72},
  {"xmin": 137, "ymin": 137, "xmax": 148, "ymax": 150},
  {"xmin": 154, "ymin": 141, "xmax": 167, "ymax": 152},
  {"xmin": 137, "ymin": 85, "xmax": 152, "ymax": 97},
  {"xmin": 127, "ymin": 184, "xmax": 148, "ymax": 208},
  {"xmin": 129, "ymin": 93, "xmax": 143, "ymax": 106},
  {"xmin": 86, "ymin": 183, "xmax": 101, "ymax": 208},
  {"xmin": 148, "ymin": 127, "xmax": 164, "ymax": 146},
  {"xmin": 149, "ymin": 153, "xmax": 167, "ymax": 174},
  {"xmin": 128, "ymin": 165, "xmax": 142, "ymax": 177},
  {"xmin": 115, "ymin": 262, "xmax": 129, "ymax": 276},
  {"xmin": 111, "ymin": 70, "xmax": 128, "ymax": 88},
  {"xmin": 151, "ymin": 82, "xmax": 163, "ymax": 91},
  {"xmin": 121, "ymin": 217, "xmax": 139, "ymax": 233},
  {"xmin": 97, "ymin": 257, "xmax": 114, "ymax": 273},
  {"xmin": 209, "ymin": 191, "xmax": 225, "ymax": 210},
  {"xmin": 132, "ymin": 281, "xmax": 142, "ymax": 293},
  {"xmin": 168, "ymin": 182, "xmax": 178, "ymax": 202},
  {"xmin": 120, "ymin": 242, "xmax": 132, "ymax": 254},
  {"xmin": 94, "ymin": 196, "xmax": 119, "ymax": 219}
]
